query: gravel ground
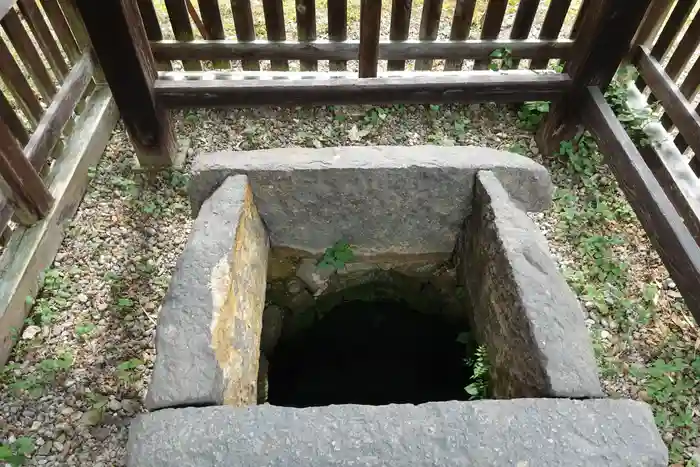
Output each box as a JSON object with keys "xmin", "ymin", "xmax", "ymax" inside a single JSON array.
[{"xmin": 2, "ymin": 1, "xmax": 700, "ymax": 466}]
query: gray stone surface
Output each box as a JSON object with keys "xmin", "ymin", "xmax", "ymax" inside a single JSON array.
[
  {"xmin": 190, "ymin": 146, "xmax": 554, "ymax": 255},
  {"xmin": 461, "ymin": 171, "xmax": 603, "ymax": 398},
  {"xmin": 127, "ymin": 399, "xmax": 667, "ymax": 467},
  {"xmin": 145, "ymin": 175, "xmax": 269, "ymax": 410}
]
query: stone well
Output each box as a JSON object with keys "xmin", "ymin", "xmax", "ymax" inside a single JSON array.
[{"xmin": 128, "ymin": 146, "xmax": 667, "ymax": 467}]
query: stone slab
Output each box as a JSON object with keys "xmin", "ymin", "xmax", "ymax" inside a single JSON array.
[
  {"xmin": 189, "ymin": 146, "xmax": 554, "ymax": 255},
  {"xmin": 144, "ymin": 175, "xmax": 269, "ymax": 410},
  {"xmin": 127, "ymin": 398, "xmax": 667, "ymax": 467},
  {"xmin": 461, "ymin": 170, "xmax": 603, "ymax": 398}
]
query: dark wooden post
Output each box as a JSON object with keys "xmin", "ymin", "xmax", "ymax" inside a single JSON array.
[
  {"xmin": 535, "ymin": 0, "xmax": 652, "ymax": 155},
  {"xmin": 74, "ymin": 0, "xmax": 176, "ymax": 168}
]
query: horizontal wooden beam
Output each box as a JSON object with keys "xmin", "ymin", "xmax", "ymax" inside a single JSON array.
[
  {"xmin": 632, "ymin": 45, "xmax": 700, "ymax": 157},
  {"xmin": 25, "ymin": 52, "xmax": 94, "ymax": 168},
  {"xmin": 582, "ymin": 85, "xmax": 700, "ymax": 323},
  {"xmin": 150, "ymin": 39, "xmax": 574, "ymax": 61},
  {"xmin": 155, "ymin": 70, "xmax": 572, "ymax": 108}
]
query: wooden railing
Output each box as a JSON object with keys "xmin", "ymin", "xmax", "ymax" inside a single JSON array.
[
  {"xmin": 0, "ymin": 0, "xmax": 119, "ymax": 365},
  {"xmin": 580, "ymin": 0, "xmax": 700, "ymax": 320},
  {"xmin": 0, "ymin": 0, "xmax": 94, "ymax": 242}
]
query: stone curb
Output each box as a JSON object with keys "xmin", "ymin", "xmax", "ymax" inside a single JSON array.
[
  {"xmin": 462, "ymin": 170, "xmax": 603, "ymax": 398},
  {"xmin": 127, "ymin": 399, "xmax": 667, "ymax": 467},
  {"xmin": 189, "ymin": 146, "xmax": 554, "ymax": 255},
  {"xmin": 144, "ymin": 175, "xmax": 269, "ymax": 410}
]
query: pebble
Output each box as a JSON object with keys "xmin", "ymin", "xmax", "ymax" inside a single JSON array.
[
  {"xmin": 108, "ymin": 399, "xmax": 122, "ymax": 412},
  {"xmin": 78, "ymin": 293, "xmax": 89, "ymax": 303},
  {"xmin": 37, "ymin": 441, "xmax": 53, "ymax": 456},
  {"xmin": 21, "ymin": 325, "xmax": 41, "ymax": 340},
  {"xmin": 600, "ymin": 330, "xmax": 611, "ymax": 340}
]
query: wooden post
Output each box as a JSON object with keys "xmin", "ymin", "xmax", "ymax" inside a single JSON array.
[
  {"xmin": 535, "ymin": 0, "xmax": 652, "ymax": 156},
  {"xmin": 0, "ymin": 119, "xmax": 53, "ymax": 225},
  {"xmin": 74, "ymin": 0, "xmax": 176, "ymax": 168}
]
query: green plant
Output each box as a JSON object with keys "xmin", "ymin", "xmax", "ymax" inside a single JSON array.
[
  {"xmin": 75, "ymin": 322, "xmax": 96, "ymax": 338},
  {"xmin": 0, "ymin": 437, "xmax": 35, "ymax": 466},
  {"xmin": 465, "ymin": 345, "xmax": 490, "ymax": 399},
  {"xmin": 604, "ymin": 66, "xmax": 659, "ymax": 148},
  {"xmin": 116, "ymin": 297, "xmax": 134, "ymax": 313},
  {"xmin": 517, "ymin": 101, "xmax": 550, "ymax": 130},
  {"xmin": 9, "ymin": 353, "xmax": 73, "ymax": 398},
  {"xmin": 317, "ymin": 240, "xmax": 354, "ymax": 270},
  {"xmin": 116, "ymin": 358, "xmax": 144, "ymax": 386},
  {"xmin": 488, "ymin": 47, "xmax": 513, "ymax": 71}
]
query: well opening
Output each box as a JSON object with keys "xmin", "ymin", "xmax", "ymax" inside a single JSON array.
[{"xmin": 267, "ymin": 297, "xmax": 472, "ymax": 408}]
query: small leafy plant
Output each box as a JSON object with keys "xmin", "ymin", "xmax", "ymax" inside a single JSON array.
[
  {"xmin": 317, "ymin": 240, "xmax": 354, "ymax": 270},
  {"xmin": 488, "ymin": 47, "xmax": 513, "ymax": 71},
  {"xmin": 465, "ymin": 345, "xmax": 490, "ymax": 399},
  {"xmin": 517, "ymin": 101, "xmax": 550, "ymax": 130},
  {"xmin": 0, "ymin": 437, "xmax": 35, "ymax": 466},
  {"xmin": 116, "ymin": 358, "xmax": 144, "ymax": 386}
]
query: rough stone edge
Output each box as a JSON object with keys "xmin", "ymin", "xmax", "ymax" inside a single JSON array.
[
  {"xmin": 188, "ymin": 145, "xmax": 553, "ymax": 217},
  {"xmin": 144, "ymin": 175, "xmax": 269, "ymax": 410},
  {"xmin": 126, "ymin": 399, "xmax": 667, "ymax": 467},
  {"xmin": 464, "ymin": 170, "xmax": 604, "ymax": 399}
]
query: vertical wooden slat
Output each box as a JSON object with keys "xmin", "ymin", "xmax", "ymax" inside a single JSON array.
[
  {"xmin": 0, "ymin": 120, "xmax": 53, "ymax": 226},
  {"xmin": 1, "ymin": 8, "xmax": 56, "ymax": 102},
  {"xmin": 359, "ymin": 0, "xmax": 381, "ymax": 78},
  {"xmin": 197, "ymin": 0, "xmax": 225, "ymax": 39},
  {"xmin": 444, "ymin": 0, "xmax": 476, "ymax": 71},
  {"xmin": 229, "ymin": 0, "xmax": 257, "ymax": 70},
  {"xmin": 327, "ymin": 0, "xmax": 347, "ymax": 71},
  {"xmin": 415, "ymin": 0, "xmax": 443, "ymax": 71},
  {"xmin": 76, "ymin": 0, "xmax": 177, "ymax": 168},
  {"xmin": 262, "ymin": 0, "xmax": 288, "ymax": 71},
  {"xmin": 185, "ymin": 0, "xmax": 208, "ymax": 38},
  {"xmin": 530, "ymin": 0, "xmax": 573, "ymax": 69},
  {"xmin": 632, "ymin": 0, "xmax": 674, "ymax": 48},
  {"xmin": 636, "ymin": 0, "xmax": 695, "ymax": 90},
  {"xmin": 137, "ymin": 0, "xmax": 172, "ymax": 71},
  {"xmin": 508, "ymin": 0, "xmax": 540, "ymax": 69},
  {"xmin": 536, "ymin": 0, "xmax": 653, "ymax": 155},
  {"xmin": 296, "ymin": 0, "xmax": 317, "ymax": 71},
  {"xmin": 0, "ymin": 90, "xmax": 30, "ymax": 146},
  {"xmin": 569, "ymin": 0, "xmax": 590, "ymax": 39},
  {"xmin": 17, "ymin": 0, "xmax": 69, "ymax": 80},
  {"xmin": 197, "ymin": 0, "xmax": 229, "ymax": 68},
  {"xmin": 39, "ymin": 0, "xmax": 80, "ymax": 63},
  {"xmin": 61, "ymin": 0, "xmax": 105, "ymax": 83},
  {"xmin": 164, "ymin": 0, "xmax": 202, "ymax": 70},
  {"xmin": 138, "ymin": 0, "xmax": 165, "ymax": 40},
  {"xmin": 388, "ymin": 0, "xmax": 412, "ymax": 71},
  {"xmin": 677, "ymin": 101, "xmax": 700, "ymax": 155},
  {"xmin": 60, "ymin": 0, "xmax": 92, "ymax": 53},
  {"xmin": 674, "ymin": 58, "xmax": 700, "ymax": 150},
  {"xmin": 678, "ymin": 58, "xmax": 700, "ymax": 103},
  {"xmin": 473, "ymin": 0, "xmax": 507, "ymax": 70},
  {"xmin": 0, "ymin": 38, "xmax": 43, "ymax": 126},
  {"xmin": 664, "ymin": 11, "xmax": 700, "ymax": 82}
]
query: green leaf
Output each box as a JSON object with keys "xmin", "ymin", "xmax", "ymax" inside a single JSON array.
[
  {"xmin": 13, "ymin": 438, "xmax": 34, "ymax": 455},
  {"xmin": 489, "ymin": 49, "xmax": 503, "ymax": 58},
  {"xmin": 488, "ymin": 62, "xmax": 499, "ymax": 71},
  {"xmin": 465, "ymin": 383, "xmax": 480, "ymax": 396},
  {"xmin": 0, "ymin": 445, "xmax": 13, "ymax": 458}
]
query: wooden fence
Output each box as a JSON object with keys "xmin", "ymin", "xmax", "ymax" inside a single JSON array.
[
  {"xmin": 0, "ymin": 0, "xmax": 118, "ymax": 365},
  {"xmin": 581, "ymin": 0, "xmax": 700, "ymax": 320}
]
